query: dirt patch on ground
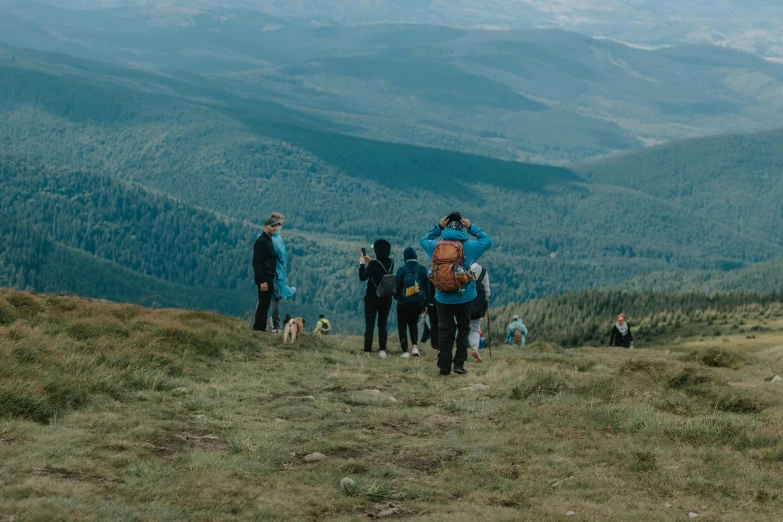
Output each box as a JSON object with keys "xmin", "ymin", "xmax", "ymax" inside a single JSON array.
[
  {"xmin": 142, "ymin": 431, "xmax": 228, "ymax": 456},
  {"xmin": 32, "ymin": 466, "xmax": 120, "ymax": 488},
  {"xmin": 392, "ymin": 448, "xmax": 464, "ymax": 474},
  {"xmin": 729, "ymin": 381, "xmax": 759, "ymax": 389},
  {"xmin": 0, "ymin": 433, "xmax": 19, "ymax": 445},
  {"xmin": 426, "ymin": 415, "xmax": 459, "ymax": 426},
  {"xmin": 326, "ymin": 446, "xmax": 367, "ymax": 459},
  {"xmin": 367, "ymin": 503, "xmax": 410, "ymax": 519},
  {"xmin": 175, "ymin": 432, "xmax": 228, "ymax": 452}
]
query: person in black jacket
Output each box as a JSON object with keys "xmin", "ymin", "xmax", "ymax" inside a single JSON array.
[
  {"xmin": 252, "ymin": 217, "xmax": 280, "ymax": 331},
  {"xmin": 359, "ymin": 240, "xmax": 394, "ymax": 358},
  {"xmin": 609, "ymin": 313, "xmax": 634, "ymax": 348},
  {"xmin": 394, "ymin": 247, "xmax": 429, "ymax": 359},
  {"xmin": 420, "ymin": 280, "xmax": 439, "ymax": 352}
]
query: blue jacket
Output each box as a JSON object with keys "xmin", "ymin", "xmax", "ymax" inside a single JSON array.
[
  {"xmin": 420, "ymin": 224, "xmax": 492, "ymax": 305},
  {"xmin": 395, "ymin": 260, "xmax": 430, "ymax": 306},
  {"xmin": 507, "ymin": 320, "xmax": 528, "ymax": 346},
  {"xmin": 272, "ymin": 233, "xmax": 296, "ymax": 299}
]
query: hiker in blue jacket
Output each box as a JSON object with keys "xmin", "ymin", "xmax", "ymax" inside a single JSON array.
[
  {"xmin": 506, "ymin": 315, "xmax": 528, "ymax": 346},
  {"xmin": 270, "ymin": 213, "xmax": 296, "ymax": 333},
  {"xmin": 394, "ymin": 247, "xmax": 430, "ymax": 359},
  {"xmin": 421, "ymin": 213, "xmax": 492, "ymax": 376}
]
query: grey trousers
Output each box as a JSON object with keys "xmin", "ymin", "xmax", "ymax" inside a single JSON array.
[{"xmin": 270, "ymin": 296, "xmax": 281, "ymax": 330}]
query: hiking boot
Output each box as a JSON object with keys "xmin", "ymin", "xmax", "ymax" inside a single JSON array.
[
  {"xmin": 439, "ymin": 368, "xmax": 451, "ymax": 376},
  {"xmin": 379, "ymin": 351, "xmax": 387, "ymax": 360},
  {"xmin": 365, "ymin": 352, "xmax": 371, "ymax": 358},
  {"xmin": 453, "ymin": 365, "xmax": 467, "ymax": 375},
  {"xmin": 270, "ymin": 329, "xmax": 280, "ymax": 334},
  {"xmin": 411, "ymin": 347, "xmax": 421, "ymax": 357},
  {"xmin": 401, "ymin": 352, "xmax": 410, "ymax": 360},
  {"xmin": 472, "ymin": 350, "xmax": 483, "ymax": 363}
]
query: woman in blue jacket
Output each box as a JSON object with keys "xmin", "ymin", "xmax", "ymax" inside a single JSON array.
[
  {"xmin": 394, "ymin": 247, "xmax": 430, "ymax": 359},
  {"xmin": 270, "ymin": 213, "xmax": 296, "ymax": 333}
]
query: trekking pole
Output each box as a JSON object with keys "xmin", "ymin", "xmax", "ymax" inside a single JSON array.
[{"xmin": 487, "ymin": 303, "xmax": 492, "ymax": 360}]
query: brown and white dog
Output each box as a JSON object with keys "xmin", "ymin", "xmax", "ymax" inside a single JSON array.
[{"xmin": 283, "ymin": 317, "xmax": 305, "ymax": 344}]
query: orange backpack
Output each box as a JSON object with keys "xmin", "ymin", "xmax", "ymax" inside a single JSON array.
[
  {"xmin": 513, "ymin": 328, "xmax": 523, "ymax": 344},
  {"xmin": 429, "ymin": 240, "xmax": 474, "ymax": 293}
]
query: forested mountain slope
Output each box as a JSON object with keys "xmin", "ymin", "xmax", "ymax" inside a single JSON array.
[
  {"xmin": 234, "ymin": 30, "xmax": 783, "ymax": 163},
  {"xmin": 0, "ymin": 155, "xmax": 363, "ymax": 325},
  {"xmin": 3, "ymin": 45, "xmax": 783, "ymax": 329},
  {"xmin": 577, "ymin": 129, "xmax": 783, "ymax": 242}
]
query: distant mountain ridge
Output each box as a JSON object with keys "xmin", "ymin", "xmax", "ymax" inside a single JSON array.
[
  {"xmin": 3, "ymin": 45, "xmax": 783, "ymax": 331},
  {"xmin": 13, "ymin": 0, "xmax": 783, "ymax": 61},
  {"xmin": 2, "ymin": 4, "xmax": 783, "ymax": 163}
]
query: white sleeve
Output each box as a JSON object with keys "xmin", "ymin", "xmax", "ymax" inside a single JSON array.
[{"xmin": 483, "ymin": 271, "xmax": 491, "ymax": 300}]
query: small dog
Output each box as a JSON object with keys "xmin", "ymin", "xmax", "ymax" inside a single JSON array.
[{"xmin": 283, "ymin": 317, "xmax": 305, "ymax": 344}]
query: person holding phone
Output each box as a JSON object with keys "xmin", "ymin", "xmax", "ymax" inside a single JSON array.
[
  {"xmin": 253, "ymin": 216, "xmax": 280, "ymax": 332},
  {"xmin": 359, "ymin": 240, "xmax": 394, "ymax": 358}
]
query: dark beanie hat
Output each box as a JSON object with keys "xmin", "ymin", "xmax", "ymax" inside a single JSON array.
[{"xmin": 404, "ymin": 247, "xmax": 417, "ymax": 261}]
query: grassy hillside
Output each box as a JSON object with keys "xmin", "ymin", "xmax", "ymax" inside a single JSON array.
[
  {"xmin": 1, "ymin": 289, "xmax": 781, "ymax": 520},
  {"xmin": 4, "ymin": 45, "xmax": 783, "ymax": 326}
]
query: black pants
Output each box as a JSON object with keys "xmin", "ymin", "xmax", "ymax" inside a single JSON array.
[
  {"xmin": 422, "ymin": 303, "xmax": 439, "ymax": 349},
  {"xmin": 436, "ymin": 301, "xmax": 471, "ymax": 370},
  {"xmin": 397, "ymin": 304, "xmax": 421, "ymax": 352},
  {"xmin": 254, "ymin": 285, "xmax": 274, "ymax": 331},
  {"xmin": 364, "ymin": 298, "xmax": 392, "ymax": 352}
]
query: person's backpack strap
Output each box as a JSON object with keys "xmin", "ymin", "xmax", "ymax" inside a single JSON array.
[
  {"xmin": 477, "ymin": 268, "xmax": 487, "ymax": 284},
  {"xmin": 370, "ymin": 259, "xmax": 394, "ymax": 276},
  {"xmin": 371, "ymin": 259, "xmax": 394, "ymax": 273}
]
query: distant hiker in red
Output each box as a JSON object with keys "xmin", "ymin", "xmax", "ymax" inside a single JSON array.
[
  {"xmin": 253, "ymin": 217, "xmax": 280, "ymax": 332},
  {"xmin": 421, "ymin": 213, "xmax": 492, "ymax": 376},
  {"xmin": 609, "ymin": 313, "xmax": 634, "ymax": 348}
]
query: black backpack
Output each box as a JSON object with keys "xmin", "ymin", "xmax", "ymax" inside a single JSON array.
[
  {"xmin": 400, "ymin": 265, "xmax": 426, "ymax": 305},
  {"xmin": 470, "ymin": 268, "xmax": 488, "ymax": 320},
  {"xmin": 372, "ymin": 260, "xmax": 397, "ymax": 298}
]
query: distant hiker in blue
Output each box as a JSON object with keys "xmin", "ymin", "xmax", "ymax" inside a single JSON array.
[
  {"xmin": 394, "ymin": 247, "xmax": 430, "ymax": 359},
  {"xmin": 506, "ymin": 315, "xmax": 528, "ymax": 346},
  {"xmin": 421, "ymin": 213, "xmax": 492, "ymax": 376},
  {"xmin": 269, "ymin": 212, "xmax": 296, "ymax": 333}
]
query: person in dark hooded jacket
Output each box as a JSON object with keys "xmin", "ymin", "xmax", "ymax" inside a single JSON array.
[
  {"xmin": 359, "ymin": 240, "xmax": 395, "ymax": 358},
  {"xmin": 394, "ymin": 247, "xmax": 429, "ymax": 359}
]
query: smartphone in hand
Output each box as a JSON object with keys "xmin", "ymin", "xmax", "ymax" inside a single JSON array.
[{"xmin": 361, "ymin": 247, "xmax": 367, "ymax": 257}]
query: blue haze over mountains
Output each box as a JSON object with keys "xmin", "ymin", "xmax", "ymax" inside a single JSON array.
[{"xmin": 1, "ymin": 1, "xmax": 783, "ymax": 330}]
